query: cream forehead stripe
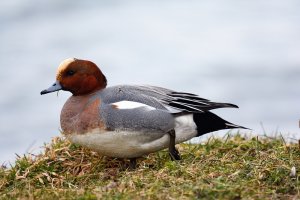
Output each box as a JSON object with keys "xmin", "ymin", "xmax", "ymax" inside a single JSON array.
[{"xmin": 57, "ymin": 58, "xmax": 77, "ymax": 73}]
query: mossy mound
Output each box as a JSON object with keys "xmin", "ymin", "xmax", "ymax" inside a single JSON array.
[{"xmin": 1, "ymin": 134, "xmax": 300, "ymax": 199}]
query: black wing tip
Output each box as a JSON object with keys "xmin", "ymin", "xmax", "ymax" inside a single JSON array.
[
  {"xmin": 227, "ymin": 103, "xmax": 239, "ymax": 109},
  {"xmin": 167, "ymin": 91, "xmax": 241, "ymax": 112},
  {"xmin": 209, "ymin": 103, "xmax": 239, "ymax": 110}
]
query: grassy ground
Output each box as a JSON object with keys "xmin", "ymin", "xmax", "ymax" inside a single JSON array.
[{"xmin": 0, "ymin": 134, "xmax": 300, "ymax": 200}]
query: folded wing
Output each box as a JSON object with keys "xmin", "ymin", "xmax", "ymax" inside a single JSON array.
[{"xmin": 101, "ymin": 85, "xmax": 239, "ymax": 114}]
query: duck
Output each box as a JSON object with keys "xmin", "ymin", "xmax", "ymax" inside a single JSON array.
[{"xmin": 41, "ymin": 58, "xmax": 246, "ymax": 168}]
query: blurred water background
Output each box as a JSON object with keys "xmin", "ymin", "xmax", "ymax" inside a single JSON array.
[{"xmin": 0, "ymin": 0, "xmax": 299, "ymax": 164}]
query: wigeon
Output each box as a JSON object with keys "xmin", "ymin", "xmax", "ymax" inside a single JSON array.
[{"xmin": 41, "ymin": 58, "xmax": 246, "ymax": 168}]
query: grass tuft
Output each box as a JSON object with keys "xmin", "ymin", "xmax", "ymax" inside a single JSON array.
[{"xmin": 1, "ymin": 134, "xmax": 300, "ymax": 199}]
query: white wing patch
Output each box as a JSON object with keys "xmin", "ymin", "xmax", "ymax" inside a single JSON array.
[{"xmin": 111, "ymin": 101, "xmax": 156, "ymax": 110}]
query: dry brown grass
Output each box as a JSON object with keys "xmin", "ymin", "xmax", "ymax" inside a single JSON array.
[{"xmin": 1, "ymin": 134, "xmax": 300, "ymax": 199}]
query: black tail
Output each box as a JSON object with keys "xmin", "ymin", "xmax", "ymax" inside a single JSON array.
[{"xmin": 193, "ymin": 111, "xmax": 248, "ymax": 137}]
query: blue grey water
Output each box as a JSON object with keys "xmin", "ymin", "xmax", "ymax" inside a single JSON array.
[{"xmin": 0, "ymin": 0, "xmax": 299, "ymax": 164}]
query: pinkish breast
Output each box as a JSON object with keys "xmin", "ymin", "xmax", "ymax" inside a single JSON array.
[{"xmin": 60, "ymin": 95, "xmax": 105, "ymax": 135}]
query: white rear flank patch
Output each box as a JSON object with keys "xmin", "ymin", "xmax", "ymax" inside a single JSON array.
[
  {"xmin": 174, "ymin": 114, "xmax": 198, "ymax": 142},
  {"xmin": 112, "ymin": 101, "xmax": 156, "ymax": 110}
]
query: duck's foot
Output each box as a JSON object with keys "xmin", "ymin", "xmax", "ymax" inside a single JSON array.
[
  {"xmin": 129, "ymin": 158, "xmax": 137, "ymax": 170},
  {"xmin": 168, "ymin": 129, "xmax": 181, "ymax": 160}
]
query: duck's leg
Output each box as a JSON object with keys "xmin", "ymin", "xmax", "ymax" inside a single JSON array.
[
  {"xmin": 129, "ymin": 158, "xmax": 137, "ymax": 169},
  {"xmin": 168, "ymin": 129, "xmax": 181, "ymax": 160}
]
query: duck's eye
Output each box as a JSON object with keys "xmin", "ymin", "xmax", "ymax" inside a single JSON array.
[{"xmin": 66, "ymin": 70, "xmax": 75, "ymax": 76}]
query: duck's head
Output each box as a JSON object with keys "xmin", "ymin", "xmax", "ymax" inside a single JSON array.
[{"xmin": 41, "ymin": 58, "xmax": 107, "ymax": 96}]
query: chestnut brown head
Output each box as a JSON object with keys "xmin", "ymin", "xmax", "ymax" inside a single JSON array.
[{"xmin": 41, "ymin": 58, "xmax": 107, "ymax": 96}]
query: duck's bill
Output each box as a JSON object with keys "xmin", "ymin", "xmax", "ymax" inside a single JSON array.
[{"xmin": 41, "ymin": 81, "xmax": 62, "ymax": 95}]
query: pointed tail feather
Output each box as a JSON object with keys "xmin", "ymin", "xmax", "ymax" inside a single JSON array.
[{"xmin": 193, "ymin": 112, "xmax": 248, "ymax": 137}]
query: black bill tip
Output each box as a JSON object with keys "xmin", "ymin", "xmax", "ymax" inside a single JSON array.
[
  {"xmin": 40, "ymin": 81, "xmax": 62, "ymax": 95},
  {"xmin": 40, "ymin": 90, "xmax": 49, "ymax": 95}
]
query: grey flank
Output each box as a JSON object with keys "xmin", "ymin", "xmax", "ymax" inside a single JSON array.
[
  {"xmin": 89, "ymin": 85, "xmax": 238, "ymax": 133},
  {"xmin": 97, "ymin": 85, "xmax": 176, "ymax": 133}
]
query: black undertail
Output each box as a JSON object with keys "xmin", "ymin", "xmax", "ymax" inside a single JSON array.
[{"xmin": 193, "ymin": 111, "xmax": 247, "ymax": 137}]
